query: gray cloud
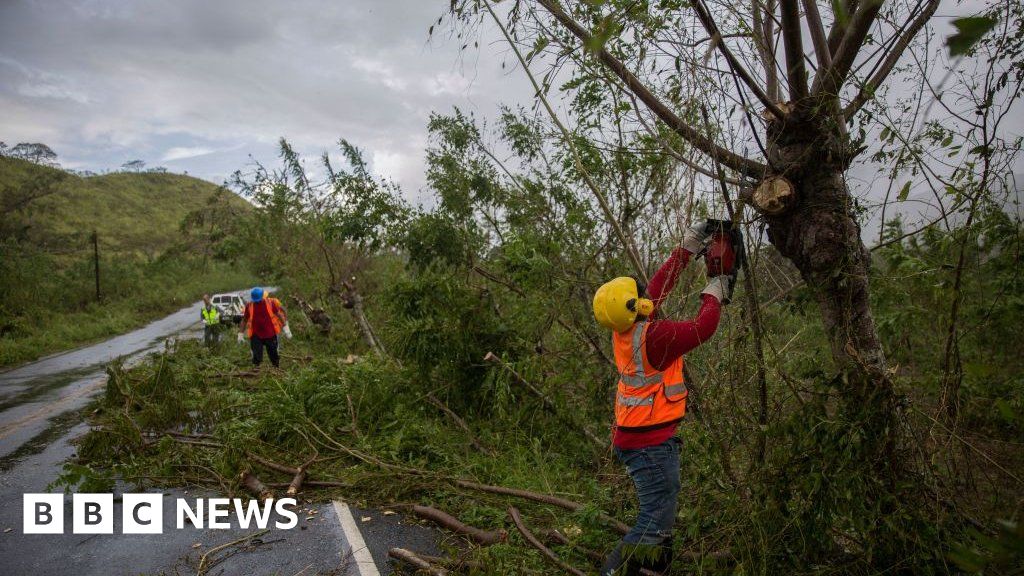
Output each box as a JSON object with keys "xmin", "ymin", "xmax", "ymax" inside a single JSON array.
[{"xmin": 0, "ymin": 0, "xmax": 533, "ymax": 199}]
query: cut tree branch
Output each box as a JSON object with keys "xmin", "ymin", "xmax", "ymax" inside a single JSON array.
[
  {"xmin": 508, "ymin": 507, "xmax": 587, "ymax": 576},
  {"xmin": 388, "ymin": 548, "xmax": 448, "ymax": 576},
  {"xmin": 239, "ymin": 471, "xmax": 274, "ymax": 501},
  {"xmin": 483, "ymin": 352, "xmax": 605, "ymax": 447},
  {"xmin": 411, "ymin": 505, "xmax": 507, "ymax": 546},
  {"xmin": 426, "ymin": 392, "xmax": 494, "ymax": 455},
  {"xmin": 455, "ymin": 479, "xmax": 630, "ymax": 535}
]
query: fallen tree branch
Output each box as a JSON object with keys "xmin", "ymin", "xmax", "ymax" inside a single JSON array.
[
  {"xmin": 163, "ymin": 430, "xmax": 215, "ymax": 440},
  {"xmin": 305, "ymin": 418, "xmax": 434, "ymax": 477},
  {"xmin": 411, "ymin": 505, "xmax": 507, "ymax": 546},
  {"xmin": 417, "ymin": 553, "xmax": 484, "ymax": 571},
  {"xmin": 426, "ymin": 392, "xmax": 494, "ymax": 455},
  {"xmin": 456, "ymin": 480, "xmax": 629, "ymax": 535},
  {"xmin": 544, "ymin": 529, "xmax": 603, "ymax": 563},
  {"xmin": 267, "ymin": 480, "xmax": 348, "ymax": 489},
  {"xmin": 247, "ymin": 453, "xmax": 299, "ymax": 476},
  {"xmin": 287, "ymin": 454, "xmax": 317, "ymax": 496},
  {"xmin": 239, "ymin": 471, "xmax": 274, "ymax": 501},
  {"xmin": 163, "ymin": 436, "xmax": 224, "ymax": 449},
  {"xmin": 291, "ymin": 295, "xmax": 332, "ymax": 334},
  {"xmin": 215, "ymin": 370, "xmax": 262, "ymax": 379},
  {"xmin": 334, "ymin": 280, "xmax": 386, "ymax": 355},
  {"xmin": 508, "ymin": 507, "xmax": 586, "ymax": 576},
  {"xmin": 346, "ymin": 393, "xmax": 361, "ymax": 438},
  {"xmin": 482, "ymin": 352, "xmax": 604, "ymax": 447},
  {"xmin": 388, "ymin": 548, "xmax": 448, "ymax": 575},
  {"xmin": 197, "ymin": 529, "xmax": 270, "ymax": 576}
]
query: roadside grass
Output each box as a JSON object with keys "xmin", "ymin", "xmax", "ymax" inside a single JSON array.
[
  {"xmin": 0, "ymin": 261, "xmax": 255, "ymax": 368},
  {"xmin": 57, "ymin": 244, "xmax": 1024, "ymax": 575},
  {"xmin": 57, "ymin": 315, "xmax": 649, "ymax": 574}
]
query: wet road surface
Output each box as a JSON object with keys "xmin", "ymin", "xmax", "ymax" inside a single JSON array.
[{"xmin": 0, "ymin": 295, "xmax": 441, "ymax": 575}]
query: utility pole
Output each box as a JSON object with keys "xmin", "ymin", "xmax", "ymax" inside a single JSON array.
[{"xmin": 91, "ymin": 230, "xmax": 101, "ymax": 301}]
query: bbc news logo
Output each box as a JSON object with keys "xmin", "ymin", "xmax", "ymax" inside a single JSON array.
[{"xmin": 23, "ymin": 494, "xmax": 298, "ymax": 534}]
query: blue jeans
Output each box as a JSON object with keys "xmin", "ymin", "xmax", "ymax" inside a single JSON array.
[{"xmin": 616, "ymin": 436, "xmax": 681, "ymax": 545}]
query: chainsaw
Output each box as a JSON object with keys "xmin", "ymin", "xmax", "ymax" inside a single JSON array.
[{"xmin": 700, "ymin": 219, "xmax": 745, "ymax": 304}]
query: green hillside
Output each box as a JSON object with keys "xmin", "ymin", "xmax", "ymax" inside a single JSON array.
[
  {"xmin": 0, "ymin": 156, "xmax": 256, "ymax": 367},
  {"xmin": 0, "ymin": 156, "xmax": 249, "ymax": 256}
]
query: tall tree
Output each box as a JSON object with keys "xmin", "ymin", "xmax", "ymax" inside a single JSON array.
[
  {"xmin": 447, "ymin": 0, "xmax": 1002, "ymax": 477},
  {"xmin": 121, "ymin": 159, "xmax": 146, "ymax": 172},
  {"xmin": 9, "ymin": 142, "xmax": 58, "ymax": 166}
]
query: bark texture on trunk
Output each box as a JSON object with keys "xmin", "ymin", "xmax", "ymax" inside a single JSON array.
[
  {"xmin": 763, "ymin": 113, "xmax": 888, "ymax": 389},
  {"xmin": 761, "ymin": 111, "xmax": 900, "ymax": 487},
  {"xmin": 769, "ymin": 171, "xmax": 886, "ymax": 378}
]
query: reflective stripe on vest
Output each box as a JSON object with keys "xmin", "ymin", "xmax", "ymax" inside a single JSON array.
[
  {"xmin": 202, "ymin": 307, "xmax": 220, "ymax": 325},
  {"xmin": 621, "ymin": 323, "xmax": 664, "ymax": 387},
  {"xmin": 664, "ymin": 383, "xmax": 687, "ymax": 397},
  {"xmin": 612, "ymin": 320, "xmax": 687, "ymax": 430},
  {"xmin": 617, "ymin": 393, "xmax": 655, "ymax": 407}
]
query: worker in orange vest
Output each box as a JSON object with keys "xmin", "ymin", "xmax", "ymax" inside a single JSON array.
[
  {"xmin": 593, "ymin": 223, "xmax": 736, "ymax": 575},
  {"xmin": 237, "ymin": 287, "xmax": 291, "ymax": 367}
]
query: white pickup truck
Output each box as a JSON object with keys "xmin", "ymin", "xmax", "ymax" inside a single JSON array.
[{"xmin": 210, "ymin": 293, "xmax": 246, "ymax": 324}]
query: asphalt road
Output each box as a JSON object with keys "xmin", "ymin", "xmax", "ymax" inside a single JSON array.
[{"xmin": 0, "ymin": 294, "xmax": 440, "ymax": 575}]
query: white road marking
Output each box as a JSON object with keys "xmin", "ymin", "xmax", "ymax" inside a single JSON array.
[{"xmin": 332, "ymin": 500, "xmax": 380, "ymax": 576}]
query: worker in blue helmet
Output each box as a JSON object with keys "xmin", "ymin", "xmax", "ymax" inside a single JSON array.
[{"xmin": 237, "ymin": 287, "xmax": 291, "ymax": 367}]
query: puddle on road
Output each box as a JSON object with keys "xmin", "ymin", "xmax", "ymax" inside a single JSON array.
[
  {"xmin": 0, "ymin": 293, "xmax": 247, "ymax": 464},
  {"xmin": 0, "ymin": 365, "xmax": 99, "ymax": 411},
  {"xmin": 0, "ymin": 404, "xmax": 88, "ymax": 474}
]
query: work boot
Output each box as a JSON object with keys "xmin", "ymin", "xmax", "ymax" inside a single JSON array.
[
  {"xmin": 600, "ymin": 542, "xmax": 641, "ymax": 576},
  {"xmin": 645, "ymin": 536, "xmax": 674, "ymax": 574}
]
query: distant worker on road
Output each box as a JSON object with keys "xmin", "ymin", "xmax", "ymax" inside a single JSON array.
[
  {"xmin": 592, "ymin": 221, "xmax": 741, "ymax": 575},
  {"xmin": 237, "ymin": 287, "xmax": 292, "ymax": 368},
  {"xmin": 200, "ymin": 294, "xmax": 223, "ymax": 347}
]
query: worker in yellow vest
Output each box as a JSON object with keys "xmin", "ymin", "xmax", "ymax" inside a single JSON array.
[
  {"xmin": 200, "ymin": 294, "xmax": 222, "ymax": 347},
  {"xmin": 593, "ymin": 223, "xmax": 734, "ymax": 575}
]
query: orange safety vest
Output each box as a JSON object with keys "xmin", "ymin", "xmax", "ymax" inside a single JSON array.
[
  {"xmin": 612, "ymin": 320, "xmax": 688, "ymax": 430},
  {"xmin": 245, "ymin": 299, "xmax": 283, "ymax": 338}
]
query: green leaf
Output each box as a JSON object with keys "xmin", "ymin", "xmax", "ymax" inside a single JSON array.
[
  {"xmin": 585, "ymin": 14, "xmax": 616, "ymax": 54},
  {"xmin": 995, "ymin": 399, "xmax": 1016, "ymax": 424},
  {"xmin": 897, "ymin": 181, "xmax": 911, "ymax": 202},
  {"xmin": 946, "ymin": 16, "xmax": 998, "ymax": 57}
]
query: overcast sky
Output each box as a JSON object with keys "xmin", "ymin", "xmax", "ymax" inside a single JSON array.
[
  {"xmin": 0, "ymin": 0, "xmax": 534, "ymax": 204},
  {"xmin": 1, "ymin": 0, "xmax": 1017, "ymax": 232}
]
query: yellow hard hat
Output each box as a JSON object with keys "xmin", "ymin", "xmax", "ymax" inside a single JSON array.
[{"xmin": 593, "ymin": 277, "xmax": 654, "ymax": 332}]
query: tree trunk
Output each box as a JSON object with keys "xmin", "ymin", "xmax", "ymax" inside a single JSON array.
[
  {"xmin": 761, "ymin": 113, "xmax": 898, "ymax": 480},
  {"xmin": 767, "ymin": 169, "xmax": 886, "ymax": 379}
]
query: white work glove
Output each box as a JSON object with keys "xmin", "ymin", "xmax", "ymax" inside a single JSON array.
[
  {"xmin": 681, "ymin": 223, "xmax": 712, "ymax": 254},
  {"xmin": 237, "ymin": 332, "xmax": 245, "ymax": 344},
  {"xmin": 282, "ymin": 324, "xmax": 293, "ymax": 339},
  {"xmin": 701, "ymin": 275, "xmax": 734, "ymax": 304}
]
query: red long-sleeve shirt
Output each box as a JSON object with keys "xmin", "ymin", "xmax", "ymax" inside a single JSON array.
[{"xmin": 613, "ymin": 247, "xmax": 722, "ymax": 449}]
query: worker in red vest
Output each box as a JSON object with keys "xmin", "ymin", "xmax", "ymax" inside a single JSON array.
[
  {"xmin": 592, "ymin": 224, "xmax": 733, "ymax": 575},
  {"xmin": 237, "ymin": 287, "xmax": 291, "ymax": 367}
]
